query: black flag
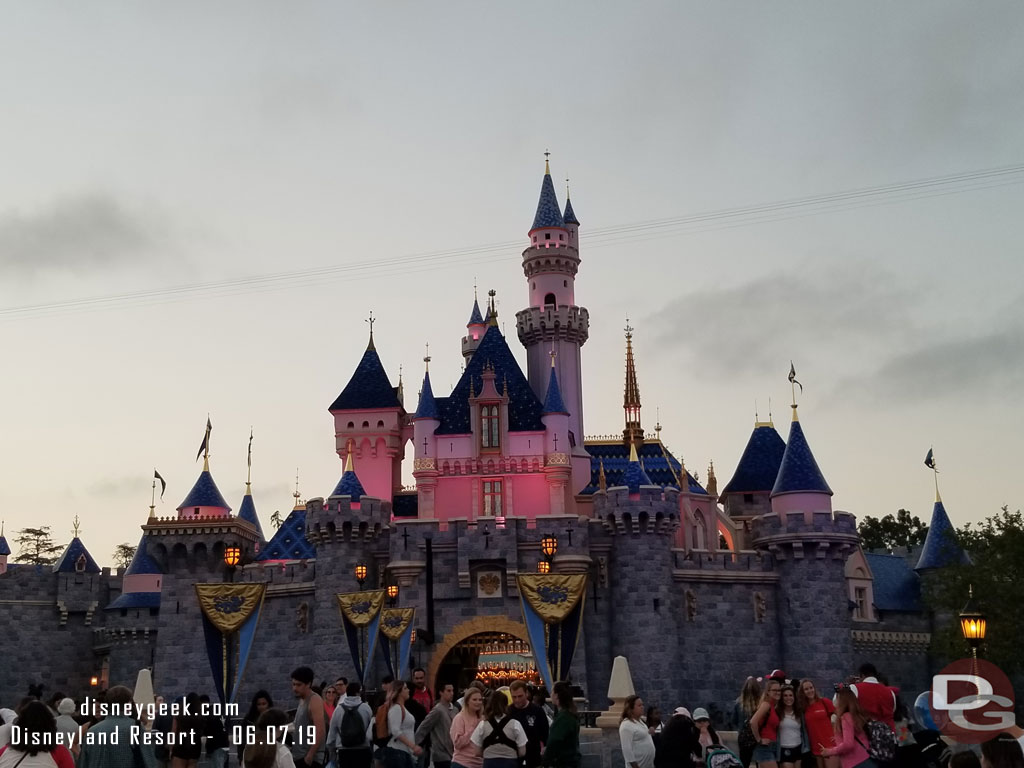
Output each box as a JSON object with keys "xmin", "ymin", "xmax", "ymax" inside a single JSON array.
[
  {"xmin": 154, "ymin": 470, "xmax": 166, "ymax": 500},
  {"xmin": 788, "ymin": 361, "xmax": 803, "ymax": 394},
  {"xmin": 924, "ymin": 448, "xmax": 936, "ymax": 470},
  {"xmin": 196, "ymin": 417, "xmax": 212, "ymax": 462}
]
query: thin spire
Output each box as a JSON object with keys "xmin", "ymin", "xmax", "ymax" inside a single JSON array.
[
  {"xmin": 487, "ymin": 289, "xmax": 499, "ymax": 326},
  {"xmin": 544, "ymin": 149, "xmax": 551, "ymax": 176},
  {"xmin": 926, "ymin": 447, "xmax": 941, "ymax": 502},
  {"xmin": 629, "ymin": 441, "xmax": 639, "ymax": 463},
  {"xmin": 424, "ymin": 343, "xmax": 431, "ymax": 372},
  {"xmin": 293, "ymin": 467, "xmax": 301, "ymax": 507},
  {"xmin": 366, "ymin": 310, "xmax": 376, "ymax": 351},
  {"xmin": 150, "ymin": 474, "xmax": 157, "ymax": 517},
  {"xmin": 623, "ymin": 318, "xmax": 642, "ymax": 443},
  {"xmin": 788, "ymin": 362, "xmax": 802, "ymax": 419},
  {"xmin": 598, "ymin": 458, "xmax": 606, "ymax": 492},
  {"xmin": 246, "ymin": 428, "xmax": 253, "ymax": 491},
  {"xmin": 72, "ymin": 515, "xmax": 81, "ymax": 538}
]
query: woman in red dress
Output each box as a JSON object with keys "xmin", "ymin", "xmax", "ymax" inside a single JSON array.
[{"xmin": 798, "ymin": 680, "xmax": 837, "ymax": 768}]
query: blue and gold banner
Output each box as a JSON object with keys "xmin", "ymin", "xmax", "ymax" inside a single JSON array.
[
  {"xmin": 338, "ymin": 590, "xmax": 385, "ymax": 683},
  {"xmin": 194, "ymin": 584, "xmax": 267, "ymax": 705},
  {"xmin": 517, "ymin": 574, "xmax": 587, "ymax": 693},
  {"xmin": 379, "ymin": 608, "xmax": 416, "ymax": 680}
]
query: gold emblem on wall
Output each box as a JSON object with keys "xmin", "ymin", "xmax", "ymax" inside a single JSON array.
[{"xmin": 478, "ymin": 572, "xmax": 501, "ymax": 596}]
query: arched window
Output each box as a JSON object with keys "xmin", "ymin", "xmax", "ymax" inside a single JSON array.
[
  {"xmin": 544, "ymin": 293, "xmax": 556, "ymax": 307},
  {"xmin": 480, "ymin": 405, "xmax": 500, "ymax": 450},
  {"xmin": 347, "ymin": 422, "xmax": 354, "ymax": 429},
  {"xmin": 361, "ymin": 421, "xmax": 369, "ymax": 429},
  {"xmin": 377, "ymin": 420, "xmax": 385, "ymax": 428},
  {"xmin": 694, "ymin": 510, "xmax": 708, "ymax": 550}
]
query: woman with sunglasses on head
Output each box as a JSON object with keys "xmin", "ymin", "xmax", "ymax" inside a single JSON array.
[{"xmin": 750, "ymin": 678, "xmax": 783, "ymax": 768}]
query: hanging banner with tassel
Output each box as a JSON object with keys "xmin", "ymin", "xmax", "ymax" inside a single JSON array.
[
  {"xmin": 337, "ymin": 590, "xmax": 385, "ymax": 683},
  {"xmin": 194, "ymin": 583, "xmax": 267, "ymax": 705},
  {"xmin": 516, "ymin": 574, "xmax": 587, "ymax": 693},
  {"xmin": 379, "ymin": 607, "xmax": 416, "ymax": 680}
]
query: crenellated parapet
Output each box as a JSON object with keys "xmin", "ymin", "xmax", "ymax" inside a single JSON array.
[
  {"xmin": 304, "ymin": 495, "xmax": 392, "ymax": 545},
  {"xmin": 752, "ymin": 509, "xmax": 859, "ymax": 560},
  {"xmin": 516, "ymin": 305, "xmax": 590, "ymax": 346},
  {"xmin": 593, "ymin": 486, "xmax": 680, "ymax": 536}
]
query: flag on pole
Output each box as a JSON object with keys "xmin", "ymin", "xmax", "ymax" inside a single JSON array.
[
  {"xmin": 247, "ymin": 429, "xmax": 253, "ymax": 470},
  {"xmin": 154, "ymin": 470, "xmax": 166, "ymax": 500},
  {"xmin": 788, "ymin": 361, "xmax": 803, "ymax": 394},
  {"xmin": 196, "ymin": 418, "xmax": 212, "ymax": 462},
  {"xmin": 924, "ymin": 448, "xmax": 936, "ymax": 470}
]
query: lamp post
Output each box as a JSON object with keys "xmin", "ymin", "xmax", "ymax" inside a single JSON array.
[
  {"xmin": 959, "ymin": 584, "xmax": 987, "ymax": 662},
  {"xmin": 541, "ymin": 535, "xmax": 558, "ymax": 568},
  {"xmin": 537, "ymin": 560, "xmax": 551, "ymax": 574},
  {"xmin": 387, "ymin": 584, "xmax": 399, "ymax": 606},
  {"xmin": 224, "ymin": 546, "xmax": 241, "ymax": 583},
  {"xmin": 355, "ymin": 563, "xmax": 368, "ymax": 590}
]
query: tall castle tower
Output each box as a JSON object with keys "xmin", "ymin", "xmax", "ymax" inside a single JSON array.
[{"xmin": 516, "ymin": 157, "xmax": 590, "ymax": 492}]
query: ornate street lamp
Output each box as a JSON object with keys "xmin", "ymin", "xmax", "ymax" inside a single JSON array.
[
  {"xmin": 537, "ymin": 560, "xmax": 551, "ymax": 574},
  {"xmin": 223, "ymin": 546, "xmax": 242, "ymax": 568},
  {"xmin": 959, "ymin": 584, "xmax": 986, "ymax": 660},
  {"xmin": 387, "ymin": 584, "xmax": 399, "ymax": 605},
  {"xmin": 541, "ymin": 535, "xmax": 558, "ymax": 561},
  {"xmin": 355, "ymin": 563, "xmax": 368, "ymax": 589},
  {"xmin": 90, "ymin": 676, "xmax": 99, "ymax": 687}
]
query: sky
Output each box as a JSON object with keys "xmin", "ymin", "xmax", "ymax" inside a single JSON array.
[{"xmin": 1, "ymin": 1, "xmax": 1022, "ymax": 567}]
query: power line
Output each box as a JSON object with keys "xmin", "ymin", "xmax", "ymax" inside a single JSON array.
[{"xmin": 2, "ymin": 162, "xmax": 1022, "ymax": 320}]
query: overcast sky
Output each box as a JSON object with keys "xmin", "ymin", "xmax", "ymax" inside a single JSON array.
[{"xmin": 1, "ymin": 1, "xmax": 1022, "ymax": 566}]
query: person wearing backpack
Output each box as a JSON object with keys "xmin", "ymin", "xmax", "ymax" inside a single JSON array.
[
  {"xmin": 470, "ymin": 690, "xmax": 528, "ymax": 768},
  {"xmin": 327, "ymin": 682, "xmax": 373, "ymax": 768},
  {"xmin": 415, "ymin": 683, "xmax": 456, "ymax": 768},
  {"xmin": 820, "ymin": 688, "xmax": 877, "ymax": 768}
]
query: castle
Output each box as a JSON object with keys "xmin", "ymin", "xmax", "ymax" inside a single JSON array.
[{"xmin": 0, "ymin": 160, "xmax": 968, "ymax": 721}]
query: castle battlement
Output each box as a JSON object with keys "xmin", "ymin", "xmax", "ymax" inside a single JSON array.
[
  {"xmin": 591, "ymin": 485, "xmax": 680, "ymax": 536},
  {"xmin": 304, "ymin": 495, "xmax": 392, "ymax": 544},
  {"xmin": 515, "ymin": 305, "xmax": 590, "ymax": 345},
  {"xmin": 751, "ymin": 509, "xmax": 860, "ymax": 560}
]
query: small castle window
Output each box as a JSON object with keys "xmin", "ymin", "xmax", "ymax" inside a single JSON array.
[
  {"xmin": 362, "ymin": 421, "xmax": 369, "ymax": 428},
  {"xmin": 563, "ymin": 280, "xmax": 567, "ymax": 287},
  {"xmin": 377, "ymin": 420, "xmax": 385, "ymax": 428},
  {"xmin": 480, "ymin": 405, "xmax": 500, "ymax": 450},
  {"xmin": 544, "ymin": 293, "xmax": 556, "ymax": 307},
  {"xmin": 559, "ymin": 234, "xmax": 564, "ymax": 241},
  {"xmin": 75, "ymin": 554, "xmax": 87, "ymax": 573},
  {"xmin": 545, "ymin": 233, "xmax": 551, "ymax": 240},
  {"xmin": 483, "ymin": 479, "xmax": 503, "ymax": 517},
  {"xmin": 347, "ymin": 421, "xmax": 354, "ymax": 429},
  {"xmin": 854, "ymin": 586, "xmax": 869, "ymax": 620},
  {"xmin": 533, "ymin": 236, "xmax": 537, "ymax": 243},
  {"xmin": 743, "ymin": 493, "xmax": 754, "ymax": 505}
]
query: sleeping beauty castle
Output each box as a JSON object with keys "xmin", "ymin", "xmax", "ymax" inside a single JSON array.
[{"xmin": 0, "ymin": 159, "xmax": 967, "ymax": 722}]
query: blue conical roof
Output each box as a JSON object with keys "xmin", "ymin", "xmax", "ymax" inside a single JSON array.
[
  {"xmin": 178, "ymin": 470, "xmax": 232, "ymax": 511},
  {"xmin": 123, "ymin": 535, "xmax": 161, "ymax": 575},
  {"xmin": 916, "ymin": 499, "xmax": 971, "ymax": 570},
  {"xmin": 771, "ymin": 413, "xmax": 832, "ymax": 497},
  {"xmin": 415, "ymin": 371, "xmax": 439, "ymax": 419},
  {"xmin": 53, "ymin": 537, "xmax": 101, "ymax": 574},
  {"xmin": 468, "ymin": 298, "xmax": 485, "ymax": 325},
  {"xmin": 0, "ymin": 535, "xmax": 9, "ymax": 556},
  {"xmin": 563, "ymin": 196, "xmax": 580, "ymax": 225},
  {"xmin": 256, "ymin": 508, "xmax": 316, "ymax": 561},
  {"xmin": 238, "ymin": 490, "xmax": 265, "ymax": 539},
  {"xmin": 330, "ymin": 456, "xmax": 366, "ymax": 501},
  {"xmin": 543, "ymin": 365, "xmax": 568, "ymax": 414},
  {"xmin": 329, "ymin": 341, "xmax": 402, "ymax": 411},
  {"xmin": 721, "ymin": 424, "xmax": 787, "ymax": 495},
  {"xmin": 531, "ymin": 171, "xmax": 566, "ymax": 230},
  {"xmin": 623, "ymin": 457, "xmax": 654, "ymax": 493}
]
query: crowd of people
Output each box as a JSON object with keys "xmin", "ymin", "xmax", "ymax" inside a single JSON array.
[{"xmin": 2, "ymin": 660, "xmax": 1023, "ymax": 768}]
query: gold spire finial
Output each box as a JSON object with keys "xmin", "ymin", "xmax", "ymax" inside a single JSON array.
[
  {"xmin": 366, "ymin": 310, "xmax": 376, "ymax": 350},
  {"xmin": 294, "ymin": 468, "xmax": 301, "ymax": 506},
  {"xmin": 544, "ymin": 149, "xmax": 550, "ymax": 175},
  {"xmin": 71, "ymin": 515, "xmax": 81, "ymax": 538},
  {"xmin": 707, "ymin": 460, "xmax": 718, "ymax": 496},
  {"xmin": 424, "ymin": 342, "xmax": 431, "ymax": 372},
  {"xmin": 246, "ymin": 428, "xmax": 253, "ymax": 490},
  {"xmin": 201, "ymin": 415, "xmax": 212, "ymax": 472},
  {"xmin": 629, "ymin": 440, "xmax": 639, "ymax": 463},
  {"xmin": 623, "ymin": 318, "xmax": 642, "ymax": 444},
  {"xmin": 474, "ymin": 278, "xmax": 478, "ymax": 300},
  {"xmin": 927, "ymin": 447, "xmax": 941, "ymax": 502},
  {"xmin": 788, "ymin": 361, "xmax": 802, "ymax": 418},
  {"xmin": 1, "ymin": 520, "xmax": 4, "ymax": 537},
  {"xmin": 565, "ymin": 175, "xmax": 571, "ymax": 200},
  {"xmin": 487, "ymin": 289, "xmax": 498, "ymax": 326},
  {"xmin": 598, "ymin": 458, "xmax": 607, "ymax": 492},
  {"xmin": 550, "ymin": 346, "xmax": 557, "ymax": 368}
]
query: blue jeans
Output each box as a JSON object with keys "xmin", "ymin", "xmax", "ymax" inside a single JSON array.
[{"xmin": 482, "ymin": 759, "xmax": 520, "ymax": 768}]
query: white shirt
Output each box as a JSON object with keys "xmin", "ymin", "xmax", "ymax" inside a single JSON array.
[
  {"xmin": 470, "ymin": 717, "xmax": 528, "ymax": 759},
  {"xmin": 619, "ymin": 718, "xmax": 656, "ymax": 768}
]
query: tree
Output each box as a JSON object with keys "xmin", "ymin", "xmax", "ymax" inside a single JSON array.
[
  {"xmin": 858, "ymin": 508, "xmax": 929, "ymax": 552},
  {"xmin": 270, "ymin": 510, "xmax": 283, "ymax": 529},
  {"xmin": 924, "ymin": 506, "xmax": 1024, "ymax": 674},
  {"xmin": 113, "ymin": 543, "xmax": 137, "ymax": 569},
  {"xmin": 15, "ymin": 526, "xmax": 63, "ymax": 565}
]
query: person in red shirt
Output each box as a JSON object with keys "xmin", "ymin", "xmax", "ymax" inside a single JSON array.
[
  {"xmin": 798, "ymin": 680, "xmax": 837, "ymax": 768},
  {"xmin": 411, "ymin": 668, "xmax": 434, "ymax": 714},
  {"xmin": 850, "ymin": 663, "xmax": 898, "ymax": 732}
]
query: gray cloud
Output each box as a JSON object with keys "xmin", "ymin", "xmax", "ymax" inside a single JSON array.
[
  {"xmin": 86, "ymin": 475, "xmax": 149, "ymax": 500},
  {"xmin": 647, "ymin": 264, "xmax": 917, "ymax": 377},
  {"xmin": 0, "ymin": 194, "xmax": 160, "ymax": 275}
]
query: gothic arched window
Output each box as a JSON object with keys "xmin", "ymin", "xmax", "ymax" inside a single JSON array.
[
  {"xmin": 544, "ymin": 292, "xmax": 556, "ymax": 307},
  {"xmin": 480, "ymin": 405, "xmax": 500, "ymax": 450}
]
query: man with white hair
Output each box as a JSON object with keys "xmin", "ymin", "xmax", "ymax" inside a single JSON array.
[{"xmin": 54, "ymin": 698, "xmax": 81, "ymax": 757}]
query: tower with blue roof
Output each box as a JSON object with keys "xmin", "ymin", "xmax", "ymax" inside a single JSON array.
[
  {"xmin": 0, "ymin": 522, "xmax": 10, "ymax": 575},
  {"xmin": 541, "ymin": 354, "xmax": 573, "ymax": 514},
  {"xmin": 412, "ymin": 353, "xmax": 442, "ymax": 518},
  {"xmin": 516, "ymin": 154, "xmax": 591, "ymax": 493}
]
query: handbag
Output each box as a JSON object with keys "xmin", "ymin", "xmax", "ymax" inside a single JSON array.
[{"xmin": 738, "ymin": 721, "xmax": 758, "ymax": 751}]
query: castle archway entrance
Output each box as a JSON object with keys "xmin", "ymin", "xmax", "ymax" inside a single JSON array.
[{"xmin": 426, "ymin": 617, "xmax": 538, "ymax": 694}]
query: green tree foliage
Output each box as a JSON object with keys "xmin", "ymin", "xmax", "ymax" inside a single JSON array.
[
  {"xmin": 270, "ymin": 510, "xmax": 283, "ymax": 529},
  {"xmin": 113, "ymin": 542, "xmax": 137, "ymax": 569},
  {"xmin": 15, "ymin": 526, "xmax": 64, "ymax": 565},
  {"xmin": 858, "ymin": 508, "xmax": 929, "ymax": 551},
  {"xmin": 925, "ymin": 506, "xmax": 1024, "ymax": 674}
]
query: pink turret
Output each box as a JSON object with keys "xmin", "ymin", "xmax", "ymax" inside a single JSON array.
[{"xmin": 412, "ymin": 354, "xmax": 441, "ymax": 517}]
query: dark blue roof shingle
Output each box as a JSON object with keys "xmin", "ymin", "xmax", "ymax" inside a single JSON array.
[
  {"xmin": 124, "ymin": 535, "xmax": 161, "ymax": 575},
  {"xmin": 469, "ymin": 299, "xmax": 485, "ymax": 326},
  {"xmin": 721, "ymin": 424, "xmax": 786, "ymax": 496},
  {"xmin": 329, "ymin": 343, "xmax": 402, "ymax": 412},
  {"xmin": 0, "ymin": 535, "xmax": 9, "ymax": 556},
  {"xmin": 583, "ymin": 441, "xmax": 707, "ymax": 495},
  {"xmin": 542, "ymin": 365, "xmax": 568, "ymax": 414},
  {"xmin": 622, "ymin": 457, "xmax": 654, "ymax": 493},
  {"xmin": 53, "ymin": 537, "xmax": 102, "ymax": 574},
  {"xmin": 915, "ymin": 500, "xmax": 971, "ymax": 570},
  {"xmin": 330, "ymin": 468, "xmax": 366, "ymax": 502},
  {"xmin": 563, "ymin": 197, "xmax": 580, "ymax": 226},
  {"xmin": 106, "ymin": 591, "xmax": 162, "ymax": 611},
  {"xmin": 531, "ymin": 172, "xmax": 566, "ymax": 231},
  {"xmin": 415, "ymin": 372, "xmax": 439, "ymax": 420},
  {"xmin": 771, "ymin": 416, "xmax": 832, "ymax": 497},
  {"xmin": 436, "ymin": 326, "xmax": 545, "ymax": 435},
  {"xmin": 865, "ymin": 553, "xmax": 923, "ymax": 612},
  {"xmin": 238, "ymin": 492, "xmax": 265, "ymax": 540},
  {"xmin": 256, "ymin": 509, "xmax": 316, "ymax": 561},
  {"xmin": 178, "ymin": 471, "xmax": 232, "ymax": 512}
]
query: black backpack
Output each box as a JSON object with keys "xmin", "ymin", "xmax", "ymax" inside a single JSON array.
[
  {"xmin": 340, "ymin": 703, "xmax": 366, "ymax": 748},
  {"xmin": 482, "ymin": 716, "xmax": 519, "ymax": 752}
]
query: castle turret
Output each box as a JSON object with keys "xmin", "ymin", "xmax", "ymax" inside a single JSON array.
[
  {"xmin": 177, "ymin": 424, "xmax": 231, "ymax": 519},
  {"xmin": 413, "ymin": 356, "xmax": 441, "ymax": 518},
  {"xmin": 106, "ymin": 534, "xmax": 162, "ymax": 611},
  {"xmin": 517, "ymin": 155, "xmax": 590, "ymax": 493},
  {"xmin": 0, "ymin": 523, "xmax": 9, "ymax": 575},
  {"xmin": 329, "ymin": 322, "xmax": 406, "ymax": 500},
  {"xmin": 542, "ymin": 355, "xmax": 572, "ymax": 515},
  {"xmin": 915, "ymin": 488, "xmax": 970, "ymax": 571},
  {"xmin": 720, "ymin": 419, "xmax": 786, "ymax": 521},
  {"xmin": 237, "ymin": 435, "xmax": 266, "ymax": 546},
  {"xmin": 622, "ymin": 322, "xmax": 643, "ymax": 445},
  {"xmin": 462, "ymin": 293, "xmax": 488, "ymax": 361},
  {"xmin": 754, "ymin": 398, "xmax": 857, "ymax": 689}
]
